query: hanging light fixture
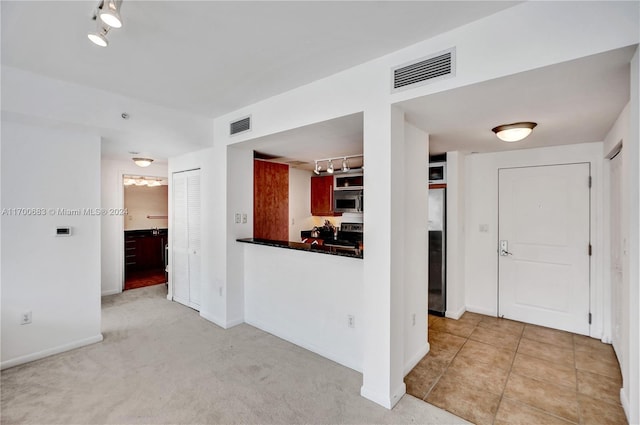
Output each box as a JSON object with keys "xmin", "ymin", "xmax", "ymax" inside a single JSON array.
[
  {"xmin": 327, "ymin": 160, "xmax": 334, "ymax": 174},
  {"xmin": 342, "ymin": 157, "xmax": 350, "ymax": 172},
  {"xmin": 147, "ymin": 180, "xmax": 162, "ymax": 187},
  {"xmin": 87, "ymin": 23, "xmax": 109, "ymax": 47},
  {"xmin": 133, "ymin": 158, "xmax": 154, "ymax": 167},
  {"xmin": 492, "ymin": 122, "xmax": 537, "ymax": 142},
  {"xmin": 99, "ymin": 0, "xmax": 123, "ymax": 28}
]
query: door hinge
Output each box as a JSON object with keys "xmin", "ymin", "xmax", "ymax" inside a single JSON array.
[
  {"xmin": 589, "ymin": 313, "xmax": 592, "ymax": 324},
  {"xmin": 588, "ymin": 244, "xmax": 592, "ymax": 256},
  {"xmin": 588, "ymin": 176, "xmax": 592, "ymax": 188}
]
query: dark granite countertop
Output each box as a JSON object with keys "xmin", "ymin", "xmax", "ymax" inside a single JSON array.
[
  {"xmin": 125, "ymin": 228, "xmax": 168, "ymax": 237},
  {"xmin": 237, "ymin": 238, "xmax": 363, "ymax": 259}
]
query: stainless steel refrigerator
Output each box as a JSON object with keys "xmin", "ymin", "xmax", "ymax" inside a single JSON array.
[{"xmin": 428, "ymin": 187, "xmax": 446, "ymax": 316}]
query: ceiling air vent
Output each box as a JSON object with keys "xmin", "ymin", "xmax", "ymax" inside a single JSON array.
[
  {"xmin": 230, "ymin": 115, "xmax": 251, "ymax": 136},
  {"xmin": 391, "ymin": 48, "xmax": 455, "ymax": 92}
]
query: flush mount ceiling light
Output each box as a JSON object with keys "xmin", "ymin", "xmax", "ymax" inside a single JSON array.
[
  {"xmin": 492, "ymin": 122, "xmax": 537, "ymax": 142},
  {"xmin": 133, "ymin": 157, "xmax": 154, "ymax": 167},
  {"xmin": 99, "ymin": 0, "xmax": 123, "ymax": 28}
]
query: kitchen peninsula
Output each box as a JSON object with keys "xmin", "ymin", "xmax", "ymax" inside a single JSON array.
[{"xmin": 237, "ymin": 237, "xmax": 363, "ymax": 258}]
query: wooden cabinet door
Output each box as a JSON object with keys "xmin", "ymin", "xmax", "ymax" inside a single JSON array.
[
  {"xmin": 254, "ymin": 160, "xmax": 289, "ymax": 241},
  {"xmin": 311, "ymin": 176, "xmax": 335, "ymax": 216}
]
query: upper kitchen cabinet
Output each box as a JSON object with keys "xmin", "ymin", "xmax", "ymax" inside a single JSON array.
[{"xmin": 311, "ymin": 175, "xmax": 340, "ymax": 216}]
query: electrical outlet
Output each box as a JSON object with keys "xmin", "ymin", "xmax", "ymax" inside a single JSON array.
[
  {"xmin": 412, "ymin": 313, "xmax": 416, "ymax": 326},
  {"xmin": 235, "ymin": 213, "xmax": 241, "ymax": 224},
  {"xmin": 242, "ymin": 213, "xmax": 247, "ymax": 224},
  {"xmin": 347, "ymin": 315, "xmax": 355, "ymax": 328},
  {"xmin": 21, "ymin": 311, "xmax": 32, "ymax": 325}
]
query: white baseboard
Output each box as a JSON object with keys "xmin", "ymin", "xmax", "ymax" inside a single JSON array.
[
  {"xmin": 225, "ymin": 317, "xmax": 244, "ymax": 328},
  {"xmin": 101, "ymin": 288, "xmax": 121, "ymax": 296},
  {"xmin": 445, "ymin": 305, "xmax": 466, "ymax": 320},
  {"xmin": 360, "ymin": 381, "xmax": 406, "ymax": 409},
  {"xmin": 465, "ymin": 305, "xmax": 496, "ymax": 317},
  {"xmin": 404, "ymin": 343, "xmax": 430, "ymax": 376},
  {"xmin": 620, "ymin": 386, "xmax": 630, "ymax": 423},
  {"xmin": 1, "ymin": 334, "xmax": 104, "ymax": 370},
  {"xmin": 199, "ymin": 310, "xmax": 226, "ymax": 328},
  {"xmin": 245, "ymin": 317, "xmax": 362, "ymax": 373}
]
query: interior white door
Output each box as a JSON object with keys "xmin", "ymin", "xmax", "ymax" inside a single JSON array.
[
  {"xmin": 498, "ymin": 163, "xmax": 590, "ymax": 335},
  {"xmin": 171, "ymin": 169, "xmax": 201, "ymax": 310}
]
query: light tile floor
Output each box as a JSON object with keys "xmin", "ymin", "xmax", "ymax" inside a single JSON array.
[{"xmin": 405, "ymin": 312, "xmax": 628, "ymax": 425}]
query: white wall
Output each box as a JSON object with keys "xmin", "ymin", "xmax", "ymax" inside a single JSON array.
[
  {"xmin": 1, "ymin": 121, "xmax": 102, "ymax": 369},
  {"xmin": 101, "ymin": 159, "xmax": 168, "ymax": 296},
  {"xmin": 402, "ymin": 122, "xmax": 429, "ymax": 375},
  {"xmin": 244, "ymin": 243, "xmax": 364, "ymax": 371},
  {"xmin": 207, "ymin": 1, "xmax": 637, "ymax": 409},
  {"xmin": 288, "ymin": 167, "xmax": 314, "ymax": 241},
  {"xmin": 124, "ymin": 185, "xmax": 168, "ymax": 230},
  {"xmin": 464, "ymin": 143, "xmax": 605, "ymax": 337},
  {"xmin": 445, "ymin": 151, "xmax": 466, "ymax": 319}
]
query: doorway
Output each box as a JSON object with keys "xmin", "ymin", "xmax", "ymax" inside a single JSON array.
[
  {"xmin": 123, "ymin": 175, "xmax": 169, "ymax": 291},
  {"xmin": 498, "ymin": 163, "xmax": 591, "ymax": 335}
]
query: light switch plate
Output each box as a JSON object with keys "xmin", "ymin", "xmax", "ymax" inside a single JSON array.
[{"xmin": 235, "ymin": 213, "xmax": 241, "ymax": 224}]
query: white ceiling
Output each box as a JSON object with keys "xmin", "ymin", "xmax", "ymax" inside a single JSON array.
[
  {"xmin": 400, "ymin": 46, "xmax": 634, "ymax": 154},
  {"xmin": 1, "ymin": 1, "xmax": 518, "ymax": 118}
]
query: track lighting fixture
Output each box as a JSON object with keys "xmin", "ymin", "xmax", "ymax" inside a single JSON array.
[
  {"xmin": 88, "ymin": 23, "xmax": 109, "ymax": 47},
  {"xmin": 327, "ymin": 160, "xmax": 334, "ymax": 174},
  {"xmin": 312, "ymin": 155, "xmax": 362, "ymax": 175},
  {"xmin": 99, "ymin": 0, "xmax": 123, "ymax": 28},
  {"xmin": 88, "ymin": 0, "xmax": 124, "ymax": 47},
  {"xmin": 342, "ymin": 157, "xmax": 349, "ymax": 172}
]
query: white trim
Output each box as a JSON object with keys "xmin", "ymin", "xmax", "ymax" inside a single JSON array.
[
  {"xmin": 101, "ymin": 289, "xmax": 121, "ymax": 296},
  {"xmin": 620, "ymin": 387, "xmax": 630, "ymax": 422},
  {"xmin": 360, "ymin": 382, "xmax": 406, "ymax": 410},
  {"xmin": 404, "ymin": 342, "xmax": 430, "ymax": 376},
  {"xmin": 445, "ymin": 306, "xmax": 466, "ymax": 320},
  {"xmin": 466, "ymin": 305, "xmax": 496, "ymax": 317},
  {"xmin": 1, "ymin": 334, "xmax": 103, "ymax": 370},
  {"xmin": 245, "ymin": 317, "xmax": 361, "ymax": 373},
  {"xmin": 199, "ymin": 310, "xmax": 244, "ymax": 329}
]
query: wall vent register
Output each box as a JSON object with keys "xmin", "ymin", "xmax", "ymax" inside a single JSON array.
[
  {"xmin": 230, "ymin": 116, "xmax": 251, "ymax": 135},
  {"xmin": 391, "ymin": 47, "xmax": 456, "ymax": 92}
]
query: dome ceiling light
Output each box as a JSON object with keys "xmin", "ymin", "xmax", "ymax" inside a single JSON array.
[
  {"xmin": 492, "ymin": 122, "xmax": 537, "ymax": 142},
  {"xmin": 133, "ymin": 158, "xmax": 154, "ymax": 167}
]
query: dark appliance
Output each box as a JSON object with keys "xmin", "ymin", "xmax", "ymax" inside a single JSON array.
[
  {"xmin": 428, "ymin": 187, "xmax": 446, "ymax": 316},
  {"xmin": 429, "ymin": 162, "xmax": 447, "ymax": 184},
  {"xmin": 334, "ymin": 190, "xmax": 363, "ymax": 213}
]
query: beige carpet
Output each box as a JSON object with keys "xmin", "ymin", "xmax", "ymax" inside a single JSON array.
[{"xmin": 1, "ymin": 285, "xmax": 467, "ymax": 424}]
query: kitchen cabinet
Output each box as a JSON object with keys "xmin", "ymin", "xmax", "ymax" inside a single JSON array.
[
  {"xmin": 124, "ymin": 231, "xmax": 166, "ymax": 272},
  {"xmin": 254, "ymin": 160, "xmax": 289, "ymax": 240},
  {"xmin": 311, "ymin": 175, "xmax": 340, "ymax": 216}
]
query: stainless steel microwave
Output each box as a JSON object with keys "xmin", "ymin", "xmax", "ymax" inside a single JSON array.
[
  {"xmin": 429, "ymin": 162, "xmax": 447, "ymax": 184},
  {"xmin": 334, "ymin": 189, "xmax": 363, "ymax": 213}
]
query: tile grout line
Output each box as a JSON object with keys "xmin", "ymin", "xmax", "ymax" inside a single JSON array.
[{"xmin": 491, "ymin": 320, "xmax": 525, "ymax": 425}]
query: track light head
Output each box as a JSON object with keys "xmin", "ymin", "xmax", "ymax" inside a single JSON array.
[
  {"xmin": 88, "ymin": 24, "xmax": 109, "ymax": 47},
  {"xmin": 99, "ymin": 0, "xmax": 123, "ymax": 28},
  {"xmin": 327, "ymin": 160, "xmax": 334, "ymax": 174},
  {"xmin": 342, "ymin": 158, "xmax": 349, "ymax": 172}
]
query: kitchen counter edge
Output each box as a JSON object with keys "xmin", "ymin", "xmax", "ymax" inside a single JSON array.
[{"xmin": 236, "ymin": 238, "xmax": 363, "ymax": 259}]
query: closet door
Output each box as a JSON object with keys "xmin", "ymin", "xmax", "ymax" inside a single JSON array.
[{"xmin": 171, "ymin": 169, "xmax": 201, "ymax": 310}]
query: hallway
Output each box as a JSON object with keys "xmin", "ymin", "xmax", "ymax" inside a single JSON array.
[{"xmin": 406, "ymin": 312, "xmax": 626, "ymax": 425}]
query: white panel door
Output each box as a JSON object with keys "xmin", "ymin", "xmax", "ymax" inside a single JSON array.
[
  {"xmin": 498, "ymin": 163, "xmax": 590, "ymax": 335},
  {"xmin": 171, "ymin": 169, "xmax": 201, "ymax": 310}
]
